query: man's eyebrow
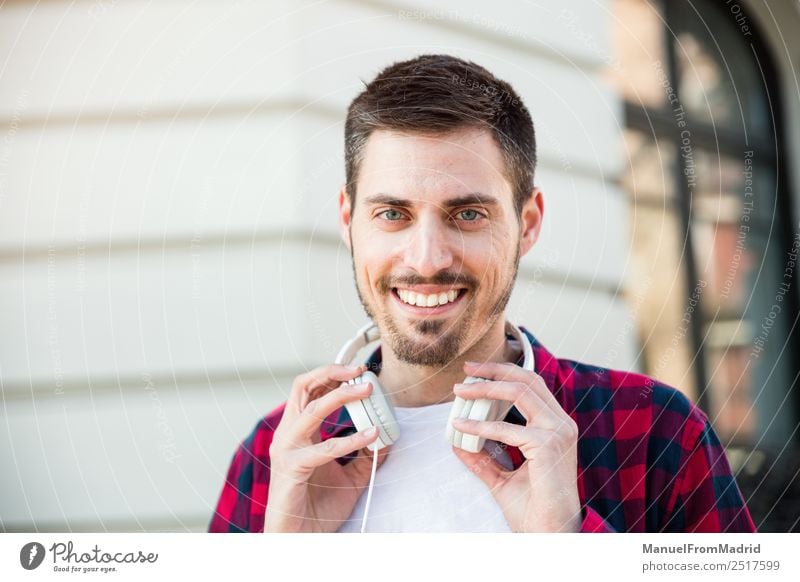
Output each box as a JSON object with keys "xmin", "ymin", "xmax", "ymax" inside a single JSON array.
[
  {"xmin": 445, "ymin": 193, "xmax": 500, "ymax": 207},
  {"xmin": 363, "ymin": 193, "xmax": 500, "ymax": 208},
  {"xmin": 363, "ymin": 194, "xmax": 413, "ymax": 207}
]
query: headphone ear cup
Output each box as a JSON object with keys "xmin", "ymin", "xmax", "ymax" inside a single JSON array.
[
  {"xmin": 447, "ymin": 376, "xmax": 484, "ymax": 452},
  {"xmin": 344, "ymin": 371, "xmax": 399, "ymax": 451},
  {"xmin": 447, "ymin": 375, "xmax": 515, "ymax": 454},
  {"xmin": 445, "ymin": 395, "xmax": 467, "ymax": 446},
  {"xmin": 365, "ymin": 372, "xmax": 400, "ymax": 445},
  {"xmin": 460, "ymin": 398, "xmax": 493, "ymax": 453},
  {"xmin": 343, "ymin": 373, "xmax": 374, "ymax": 436}
]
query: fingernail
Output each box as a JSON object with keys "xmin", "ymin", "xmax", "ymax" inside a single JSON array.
[
  {"xmin": 465, "ymin": 361, "xmax": 478, "ymax": 366},
  {"xmin": 453, "ymin": 383, "xmax": 467, "ymax": 392},
  {"xmin": 363, "ymin": 427, "xmax": 377, "ymax": 437}
]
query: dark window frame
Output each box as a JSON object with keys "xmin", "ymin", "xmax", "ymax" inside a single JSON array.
[{"xmin": 623, "ymin": 0, "xmax": 800, "ymax": 440}]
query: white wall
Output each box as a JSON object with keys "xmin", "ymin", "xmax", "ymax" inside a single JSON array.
[{"xmin": 0, "ymin": 0, "xmax": 631, "ymax": 532}]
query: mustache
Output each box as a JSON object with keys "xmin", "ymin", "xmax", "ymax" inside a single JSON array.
[{"xmin": 377, "ymin": 272, "xmax": 479, "ymax": 294}]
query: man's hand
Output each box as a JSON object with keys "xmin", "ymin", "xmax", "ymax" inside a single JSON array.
[
  {"xmin": 264, "ymin": 364, "xmax": 390, "ymax": 533},
  {"xmin": 450, "ymin": 361, "xmax": 582, "ymax": 533}
]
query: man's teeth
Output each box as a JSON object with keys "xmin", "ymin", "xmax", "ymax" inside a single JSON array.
[{"xmin": 397, "ymin": 289, "xmax": 459, "ymax": 307}]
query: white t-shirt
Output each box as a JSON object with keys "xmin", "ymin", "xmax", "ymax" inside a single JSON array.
[{"xmin": 337, "ymin": 400, "xmax": 514, "ymax": 533}]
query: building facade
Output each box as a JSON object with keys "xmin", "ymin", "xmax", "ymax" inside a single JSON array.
[{"xmin": 1, "ymin": 0, "xmax": 797, "ymax": 531}]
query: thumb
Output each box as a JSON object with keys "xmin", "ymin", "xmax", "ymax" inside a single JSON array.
[{"xmin": 451, "ymin": 445, "xmax": 504, "ymax": 491}]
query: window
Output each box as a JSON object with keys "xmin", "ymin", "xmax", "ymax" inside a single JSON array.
[{"xmin": 611, "ymin": 0, "xmax": 799, "ymax": 447}]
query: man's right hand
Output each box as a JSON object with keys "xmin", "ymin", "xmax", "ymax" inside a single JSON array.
[{"xmin": 264, "ymin": 364, "xmax": 390, "ymax": 532}]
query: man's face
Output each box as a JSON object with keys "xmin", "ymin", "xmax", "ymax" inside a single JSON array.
[{"xmin": 339, "ymin": 127, "xmax": 540, "ymax": 367}]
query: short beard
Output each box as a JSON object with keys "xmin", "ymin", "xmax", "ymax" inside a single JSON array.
[{"xmin": 350, "ymin": 237, "xmax": 521, "ymax": 368}]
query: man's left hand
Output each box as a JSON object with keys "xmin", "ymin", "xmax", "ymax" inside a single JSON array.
[{"xmin": 450, "ymin": 361, "xmax": 582, "ymax": 533}]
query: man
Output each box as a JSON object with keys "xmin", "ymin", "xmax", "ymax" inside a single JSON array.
[{"xmin": 209, "ymin": 54, "xmax": 755, "ymax": 533}]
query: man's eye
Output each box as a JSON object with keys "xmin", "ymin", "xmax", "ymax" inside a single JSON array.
[
  {"xmin": 379, "ymin": 209, "xmax": 405, "ymax": 221},
  {"xmin": 456, "ymin": 209, "xmax": 483, "ymax": 221}
]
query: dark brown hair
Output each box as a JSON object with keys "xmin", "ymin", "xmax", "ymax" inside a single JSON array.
[{"xmin": 344, "ymin": 54, "xmax": 536, "ymax": 214}]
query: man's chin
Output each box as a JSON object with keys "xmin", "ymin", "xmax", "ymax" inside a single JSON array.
[
  {"xmin": 383, "ymin": 316, "xmax": 466, "ymax": 367},
  {"xmin": 410, "ymin": 317, "xmax": 448, "ymax": 334},
  {"xmin": 393, "ymin": 316, "xmax": 456, "ymax": 344},
  {"xmin": 394, "ymin": 345, "xmax": 459, "ymax": 367}
]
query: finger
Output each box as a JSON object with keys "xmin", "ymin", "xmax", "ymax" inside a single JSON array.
[
  {"xmin": 451, "ymin": 446, "xmax": 508, "ymax": 491},
  {"xmin": 288, "ymin": 381, "xmax": 373, "ymax": 444},
  {"xmin": 463, "ymin": 361, "xmax": 562, "ymax": 416},
  {"xmin": 451, "ymin": 418, "xmax": 530, "ymax": 449},
  {"xmin": 286, "ymin": 364, "xmax": 367, "ymax": 418},
  {"xmin": 452, "ymin": 418, "xmax": 578, "ymax": 461},
  {"xmin": 453, "ymin": 380, "xmax": 559, "ymax": 429},
  {"xmin": 292, "ymin": 427, "xmax": 380, "ymax": 471}
]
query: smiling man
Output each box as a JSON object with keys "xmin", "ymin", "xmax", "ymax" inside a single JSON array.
[{"xmin": 209, "ymin": 54, "xmax": 755, "ymax": 533}]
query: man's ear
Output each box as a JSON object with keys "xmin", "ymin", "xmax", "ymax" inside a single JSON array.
[
  {"xmin": 519, "ymin": 187, "xmax": 544, "ymax": 258},
  {"xmin": 338, "ymin": 184, "xmax": 353, "ymax": 251}
]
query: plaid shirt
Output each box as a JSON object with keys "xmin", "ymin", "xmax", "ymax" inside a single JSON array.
[{"xmin": 209, "ymin": 326, "xmax": 756, "ymax": 533}]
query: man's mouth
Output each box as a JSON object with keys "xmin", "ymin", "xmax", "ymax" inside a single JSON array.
[{"xmin": 390, "ymin": 286, "xmax": 467, "ymax": 314}]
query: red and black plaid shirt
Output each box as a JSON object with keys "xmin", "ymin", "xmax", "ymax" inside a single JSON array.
[{"xmin": 209, "ymin": 326, "xmax": 756, "ymax": 533}]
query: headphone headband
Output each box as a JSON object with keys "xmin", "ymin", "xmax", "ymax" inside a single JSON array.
[{"xmin": 335, "ymin": 320, "xmax": 534, "ymax": 372}]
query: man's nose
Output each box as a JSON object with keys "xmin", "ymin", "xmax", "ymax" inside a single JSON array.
[{"xmin": 401, "ymin": 215, "xmax": 455, "ymax": 277}]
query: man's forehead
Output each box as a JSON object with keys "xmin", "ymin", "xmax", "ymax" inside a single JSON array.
[
  {"xmin": 361, "ymin": 127, "xmax": 503, "ymax": 160},
  {"xmin": 356, "ymin": 127, "xmax": 512, "ymax": 202}
]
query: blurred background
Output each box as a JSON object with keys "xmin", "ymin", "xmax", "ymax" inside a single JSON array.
[{"xmin": 0, "ymin": 0, "xmax": 798, "ymax": 532}]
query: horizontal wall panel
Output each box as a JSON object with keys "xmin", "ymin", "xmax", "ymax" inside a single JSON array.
[
  {"xmin": 508, "ymin": 271, "xmax": 641, "ymax": 374},
  {"xmin": 0, "ymin": 241, "xmax": 364, "ymax": 387},
  {"xmin": 0, "ymin": 0, "xmax": 612, "ymax": 118},
  {"xmin": 288, "ymin": 4, "xmax": 623, "ymax": 178},
  {"xmin": 368, "ymin": 0, "xmax": 615, "ymax": 68},
  {"xmin": 526, "ymin": 168, "xmax": 629, "ymax": 290},
  {"xmin": 0, "ymin": 374, "xmax": 288, "ymax": 530},
  {"xmin": 0, "ymin": 0, "xmax": 294, "ymax": 117},
  {"xmin": 0, "ymin": 1, "xmax": 623, "ymax": 178},
  {"xmin": 0, "ymin": 113, "xmax": 330, "ymax": 249}
]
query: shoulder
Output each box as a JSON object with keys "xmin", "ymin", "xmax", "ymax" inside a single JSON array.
[
  {"xmin": 553, "ymin": 356, "xmax": 708, "ymax": 444},
  {"xmin": 518, "ymin": 326, "xmax": 707, "ymax": 440},
  {"xmin": 208, "ymin": 402, "xmax": 287, "ymax": 532}
]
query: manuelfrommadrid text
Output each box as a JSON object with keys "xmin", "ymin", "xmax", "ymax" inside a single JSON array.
[{"xmin": 643, "ymin": 543, "xmax": 760, "ymax": 554}]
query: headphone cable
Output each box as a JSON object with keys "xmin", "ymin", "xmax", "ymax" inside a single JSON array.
[{"xmin": 360, "ymin": 445, "xmax": 379, "ymax": 533}]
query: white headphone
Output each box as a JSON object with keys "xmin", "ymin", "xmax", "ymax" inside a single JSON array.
[{"xmin": 334, "ymin": 320, "xmax": 535, "ymax": 453}]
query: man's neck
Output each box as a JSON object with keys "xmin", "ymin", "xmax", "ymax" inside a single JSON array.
[{"xmin": 376, "ymin": 318, "xmax": 520, "ymax": 408}]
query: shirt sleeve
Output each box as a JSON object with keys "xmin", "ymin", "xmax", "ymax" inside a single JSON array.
[
  {"xmin": 579, "ymin": 505, "xmax": 617, "ymax": 532},
  {"xmin": 661, "ymin": 416, "xmax": 756, "ymax": 532},
  {"xmin": 208, "ymin": 405, "xmax": 285, "ymax": 533},
  {"xmin": 208, "ymin": 443, "xmax": 250, "ymax": 533}
]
